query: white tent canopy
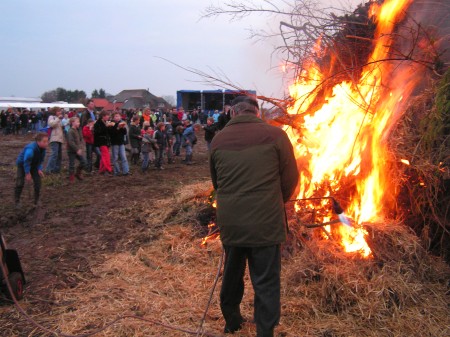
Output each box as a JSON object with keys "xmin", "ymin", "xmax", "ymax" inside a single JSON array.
[{"xmin": 0, "ymin": 102, "xmax": 85, "ymax": 109}]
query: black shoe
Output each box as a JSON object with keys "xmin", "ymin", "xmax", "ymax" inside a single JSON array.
[
  {"xmin": 224, "ymin": 324, "xmax": 243, "ymax": 334},
  {"xmin": 256, "ymin": 328, "xmax": 274, "ymax": 337},
  {"xmin": 223, "ymin": 315, "xmax": 245, "ymax": 334}
]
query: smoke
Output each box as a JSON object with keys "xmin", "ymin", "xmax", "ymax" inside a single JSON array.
[{"xmin": 399, "ymin": 0, "xmax": 450, "ymax": 72}]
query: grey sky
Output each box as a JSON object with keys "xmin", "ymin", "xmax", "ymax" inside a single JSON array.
[{"xmin": 0, "ymin": 0, "xmax": 361, "ymax": 100}]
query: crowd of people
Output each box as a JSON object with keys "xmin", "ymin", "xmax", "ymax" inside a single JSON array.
[
  {"xmin": 5, "ymin": 100, "xmax": 233, "ymax": 197},
  {"xmin": 0, "ymin": 104, "xmax": 232, "ymax": 137},
  {"xmin": 0, "ymin": 108, "xmax": 46, "ymax": 135},
  {"xmin": 4, "ymin": 99, "xmax": 237, "ymax": 212}
]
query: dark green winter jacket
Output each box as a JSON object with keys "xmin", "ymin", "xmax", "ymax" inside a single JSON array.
[
  {"xmin": 210, "ymin": 114, "xmax": 299, "ymax": 247},
  {"xmin": 67, "ymin": 127, "xmax": 84, "ymax": 154}
]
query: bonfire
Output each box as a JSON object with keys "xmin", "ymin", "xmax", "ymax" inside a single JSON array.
[
  {"xmin": 282, "ymin": 0, "xmax": 421, "ymax": 258},
  {"xmin": 1, "ymin": 1, "xmax": 448, "ymax": 337},
  {"xmin": 204, "ymin": 0, "xmax": 448, "ymax": 260}
]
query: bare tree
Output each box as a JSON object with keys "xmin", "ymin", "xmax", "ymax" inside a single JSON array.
[
  {"xmin": 200, "ymin": 0, "xmax": 448, "ymax": 115},
  {"xmin": 41, "ymin": 89, "xmax": 57, "ymax": 103},
  {"xmin": 161, "ymin": 95, "xmax": 176, "ymax": 106},
  {"xmin": 203, "ymin": 1, "xmax": 371, "ymax": 81}
]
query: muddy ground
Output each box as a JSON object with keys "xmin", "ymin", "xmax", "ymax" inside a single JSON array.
[
  {"xmin": 1, "ymin": 132, "xmax": 449, "ymax": 337},
  {"xmin": 0, "ymin": 132, "xmax": 212, "ymax": 336}
]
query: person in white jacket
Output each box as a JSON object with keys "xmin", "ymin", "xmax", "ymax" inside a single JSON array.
[{"xmin": 45, "ymin": 107, "xmax": 64, "ymax": 174}]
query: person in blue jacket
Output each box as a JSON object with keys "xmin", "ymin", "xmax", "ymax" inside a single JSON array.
[
  {"xmin": 181, "ymin": 120, "xmax": 200, "ymax": 165},
  {"xmin": 15, "ymin": 132, "xmax": 49, "ymax": 207}
]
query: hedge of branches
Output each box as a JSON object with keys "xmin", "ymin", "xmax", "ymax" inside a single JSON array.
[{"xmin": 389, "ymin": 68, "xmax": 450, "ymax": 261}]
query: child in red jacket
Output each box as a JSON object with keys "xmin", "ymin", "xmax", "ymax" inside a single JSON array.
[{"xmin": 82, "ymin": 119, "xmax": 95, "ymax": 172}]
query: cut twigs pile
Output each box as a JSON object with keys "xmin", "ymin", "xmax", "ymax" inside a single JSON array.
[
  {"xmin": 389, "ymin": 69, "xmax": 450, "ymax": 261},
  {"xmin": 282, "ymin": 220, "xmax": 449, "ymax": 337},
  {"xmin": 39, "ymin": 183, "xmax": 449, "ymax": 337}
]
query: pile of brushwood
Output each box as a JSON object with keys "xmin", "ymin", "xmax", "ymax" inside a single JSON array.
[
  {"xmin": 36, "ymin": 182, "xmax": 449, "ymax": 337},
  {"xmin": 390, "ymin": 68, "xmax": 450, "ymax": 262}
]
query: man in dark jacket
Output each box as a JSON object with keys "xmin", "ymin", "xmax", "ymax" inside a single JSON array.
[
  {"xmin": 154, "ymin": 122, "xmax": 170, "ymax": 170},
  {"xmin": 15, "ymin": 132, "xmax": 49, "ymax": 207},
  {"xmin": 1, "ymin": 110, "xmax": 8, "ymax": 134},
  {"xmin": 217, "ymin": 105, "xmax": 231, "ymax": 130},
  {"xmin": 81, "ymin": 100, "xmax": 101, "ymax": 168},
  {"xmin": 128, "ymin": 115, "xmax": 142, "ymax": 165},
  {"xmin": 210, "ymin": 96, "xmax": 299, "ymax": 337},
  {"xmin": 165, "ymin": 117, "xmax": 175, "ymax": 164},
  {"xmin": 81, "ymin": 99, "xmax": 97, "ymax": 127},
  {"xmin": 20, "ymin": 110, "xmax": 29, "ymax": 135},
  {"xmin": 203, "ymin": 117, "xmax": 217, "ymax": 151}
]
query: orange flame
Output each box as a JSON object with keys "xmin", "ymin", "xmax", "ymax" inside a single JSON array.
[
  {"xmin": 201, "ymin": 197, "xmax": 220, "ymax": 247},
  {"xmin": 285, "ymin": 0, "xmax": 417, "ymax": 257},
  {"xmin": 201, "ymin": 222, "xmax": 220, "ymax": 246}
]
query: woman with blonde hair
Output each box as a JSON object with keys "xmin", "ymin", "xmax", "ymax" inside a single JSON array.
[{"xmin": 45, "ymin": 107, "xmax": 64, "ymax": 174}]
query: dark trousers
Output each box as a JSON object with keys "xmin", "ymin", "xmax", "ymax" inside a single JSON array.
[
  {"xmin": 94, "ymin": 146, "xmax": 101, "ymax": 169},
  {"xmin": 15, "ymin": 165, "xmax": 41, "ymax": 204},
  {"xmin": 220, "ymin": 245, "xmax": 281, "ymax": 337},
  {"xmin": 68, "ymin": 152, "xmax": 87, "ymax": 175},
  {"xmin": 141, "ymin": 151, "xmax": 150, "ymax": 171},
  {"xmin": 173, "ymin": 134, "xmax": 181, "ymax": 155},
  {"xmin": 85, "ymin": 144, "xmax": 101, "ymax": 172},
  {"xmin": 86, "ymin": 143, "xmax": 94, "ymax": 172},
  {"xmin": 155, "ymin": 148, "xmax": 164, "ymax": 168},
  {"xmin": 166, "ymin": 140, "xmax": 174, "ymax": 163},
  {"xmin": 131, "ymin": 147, "xmax": 140, "ymax": 165}
]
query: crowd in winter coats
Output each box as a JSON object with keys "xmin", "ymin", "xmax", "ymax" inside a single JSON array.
[
  {"xmin": 2, "ymin": 100, "xmax": 235, "ymax": 181},
  {"xmin": 1, "ymin": 108, "xmax": 47, "ymax": 135}
]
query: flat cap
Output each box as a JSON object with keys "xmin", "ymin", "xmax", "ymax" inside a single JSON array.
[{"xmin": 231, "ymin": 95, "xmax": 259, "ymax": 109}]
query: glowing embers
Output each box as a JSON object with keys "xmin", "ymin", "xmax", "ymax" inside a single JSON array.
[{"xmin": 201, "ymin": 195, "xmax": 220, "ymax": 247}]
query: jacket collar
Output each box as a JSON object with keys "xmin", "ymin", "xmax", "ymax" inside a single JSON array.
[
  {"xmin": 30, "ymin": 142, "xmax": 45, "ymax": 154},
  {"xmin": 226, "ymin": 114, "xmax": 263, "ymax": 127}
]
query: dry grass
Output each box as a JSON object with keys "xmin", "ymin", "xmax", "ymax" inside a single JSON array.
[
  {"xmin": 35, "ymin": 182, "xmax": 450, "ymax": 337},
  {"xmin": 388, "ymin": 70, "xmax": 450, "ymax": 260}
]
